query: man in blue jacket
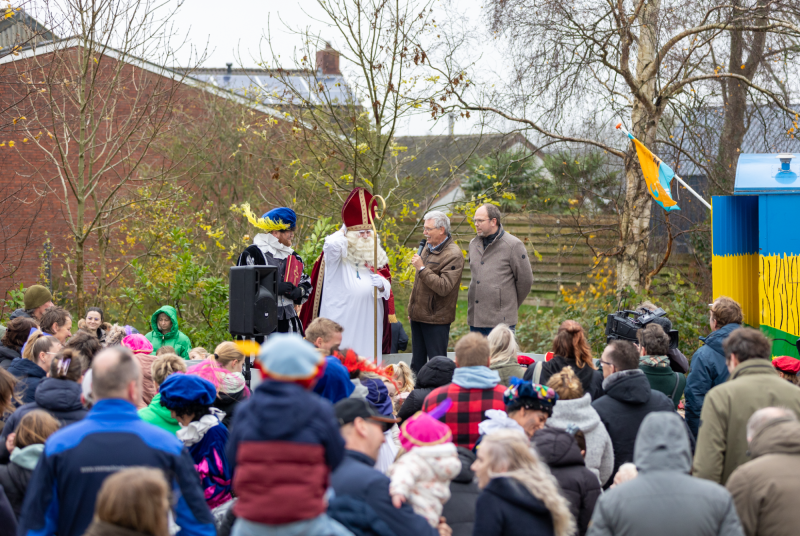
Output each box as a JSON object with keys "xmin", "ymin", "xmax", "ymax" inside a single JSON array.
[
  {"xmin": 18, "ymin": 347, "xmax": 214, "ymax": 536},
  {"xmin": 330, "ymin": 398, "xmax": 451, "ymax": 536},
  {"xmin": 684, "ymin": 297, "xmax": 743, "ymax": 438}
]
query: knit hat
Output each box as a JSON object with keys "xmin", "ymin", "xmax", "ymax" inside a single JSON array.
[
  {"xmin": 159, "ymin": 373, "xmax": 216, "ymax": 408},
  {"xmin": 257, "ymin": 333, "xmax": 325, "ymax": 383},
  {"xmin": 262, "ymin": 207, "xmax": 297, "ymax": 230},
  {"xmin": 399, "ymin": 398, "xmax": 453, "ymax": 451},
  {"xmin": 24, "ymin": 285, "xmax": 52, "ymax": 310},
  {"xmin": 361, "ymin": 378, "xmax": 393, "ymax": 417},
  {"xmin": 504, "ymin": 377, "xmax": 558, "ymax": 416},
  {"xmin": 121, "ymin": 334, "xmax": 153, "ymax": 355},
  {"xmin": 772, "ymin": 356, "xmax": 800, "ymax": 375}
]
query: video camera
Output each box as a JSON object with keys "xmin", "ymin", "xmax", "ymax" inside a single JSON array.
[{"xmin": 605, "ymin": 307, "xmax": 679, "ymax": 350}]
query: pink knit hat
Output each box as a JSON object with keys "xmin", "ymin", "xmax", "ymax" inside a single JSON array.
[
  {"xmin": 121, "ymin": 334, "xmax": 154, "ymax": 355},
  {"xmin": 399, "ymin": 398, "xmax": 453, "ymax": 451}
]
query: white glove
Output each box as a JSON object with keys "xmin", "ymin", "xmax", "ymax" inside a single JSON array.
[{"xmin": 370, "ymin": 274, "xmax": 386, "ymax": 291}]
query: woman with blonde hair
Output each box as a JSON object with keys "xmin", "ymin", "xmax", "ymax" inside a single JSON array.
[
  {"xmin": 209, "ymin": 341, "xmax": 249, "ymax": 428},
  {"xmin": 488, "ymin": 324, "xmax": 524, "ymax": 386},
  {"xmin": 546, "ymin": 367, "xmax": 614, "ymax": 487},
  {"xmin": 525, "ymin": 320, "xmax": 603, "ymax": 400},
  {"xmin": 82, "ymin": 467, "xmax": 171, "ymax": 536},
  {"xmin": 471, "ymin": 429, "xmax": 576, "ymax": 536},
  {"xmin": 11, "ymin": 331, "xmax": 61, "ymax": 404}
]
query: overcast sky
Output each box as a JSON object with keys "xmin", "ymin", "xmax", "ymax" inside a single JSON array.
[{"xmin": 157, "ymin": 0, "xmax": 504, "ymax": 136}]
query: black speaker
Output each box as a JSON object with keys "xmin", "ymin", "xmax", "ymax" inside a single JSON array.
[{"xmin": 229, "ymin": 265, "xmax": 279, "ymax": 337}]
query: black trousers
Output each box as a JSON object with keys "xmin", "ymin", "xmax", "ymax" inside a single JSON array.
[{"xmin": 410, "ymin": 320, "xmax": 450, "ymax": 374}]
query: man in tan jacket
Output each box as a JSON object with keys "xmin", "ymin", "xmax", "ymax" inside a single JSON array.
[
  {"xmin": 407, "ymin": 211, "xmax": 464, "ymax": 373},
  {"xmin": 693, "ymin": 328, "xmax": 800, "ymax": 485},
  {"xmin": 467, "ymin": 204, "xmax": 533, "ymax": 335},
  {"xmin": 727, "ymin": 407, "xmax": 800, "ymax": 536}
]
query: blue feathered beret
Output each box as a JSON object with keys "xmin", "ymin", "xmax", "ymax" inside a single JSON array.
[{"xmin": 263, "ymin": 207, "xmax": 297, "ymax": 230}]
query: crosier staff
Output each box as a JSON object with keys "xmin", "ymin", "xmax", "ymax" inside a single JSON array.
[{"xmin": 368, "ymin": 194, "xmax": 386, "ymax": 363}]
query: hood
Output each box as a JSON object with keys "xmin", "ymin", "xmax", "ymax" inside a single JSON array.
[
  {"xmin": 534, "ymin": 426, "xmax": 586, "ymax": 468},
  {"xmin": 10, "ymin": 443, "xmax": 45, "ymax": 470},
  {"xmin": 729, "ymin": 358, "xmax": 779, "ymax": 381},
  {"xmin": 549, "ymin": 393, "xmax": 601, "ymax": 432},
  {"xmin": 701, "ymin": 323, "xmax": 740, "ymax": 356},
  {"xmin": 453, "ymin": 446, "xmax": 476, "ymax": 484},
  {"xmin": 8, "ymin": 357, "xmax": 46, "ymax": 378},
  {"xmin": 252, "ymin": 380, "xmax": 320, "ymax": 438},
  {"xmin": 34, "ymin": 378, "xmax": 84, "ymax": 412},
  {"xmin": 603, "ymin": 369, "xmax": 651, "ymax": 405},
  {"xmin": 9, "ymin": 308, "xmax": 32, "ymax": 321},
  {"xmin": 633, "ymin": 412, "xmax": 691, "ymax": 474},
  {"xmin": 416, "ymin": 356, "xmax": 455, "ymax": 388},
  {"xmin": 749, "ymin": 416, "xmax": 800, "ymax": 459},
  {"xmin": 484, "ymin": 476, "xmax": 549, "ymax": 515},
  {"xmin": 149, "ymin": 305, "xmax": 180, "ymax": 340}
]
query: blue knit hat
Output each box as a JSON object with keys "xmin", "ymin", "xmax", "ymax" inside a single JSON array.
[
  {"xmin": 361, "ymin": 377, "xmax": 393, "ymax": 417},
  {"xmin": 263, "ymin": 207, "xmax": 297, "ymax": 230},
  {"xmin": 504, "ymin": 377, "xmax": 558, "ymax": 416},
  {"xmin": 257, "ymin": 333, "xmax": 324, "ymax": 381},
  {"xmin": 159, "ymin": 374, "xmax": 216, "ymax": 409}
]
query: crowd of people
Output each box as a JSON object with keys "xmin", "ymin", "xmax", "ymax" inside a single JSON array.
[{"xmin": 1, "ymin": 196, "xmax": 800, "ymax": 536}]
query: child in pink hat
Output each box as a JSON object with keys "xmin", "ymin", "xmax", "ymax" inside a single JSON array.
[{"xmin": 388, "ymin": 400, "xmax": 461, "ymax": 527}]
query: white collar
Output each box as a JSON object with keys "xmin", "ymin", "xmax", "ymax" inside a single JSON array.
[
  {"xmin": 254, "ymin": 233, "xmax": 294, "ymax": 260},
  {"xmin": 176, "ymin": 408, "xmax": 226, "ymax": 447}
]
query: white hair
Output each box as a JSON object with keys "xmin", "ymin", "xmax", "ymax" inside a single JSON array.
[
  {"xmin": 423, "ymin": 211, "xmax": 450, "ymax": 234},
  {"xmin": 747, "ymin": 407, "xmax": 797, "ymax": 442}
]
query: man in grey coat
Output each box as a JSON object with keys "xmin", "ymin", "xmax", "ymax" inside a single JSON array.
[
  {"xmin": 587, "ymin": 412, "xmax": 744, "ymax": 536},
  {"xmin": 467, "ymin": 204, "xmax": 533, "ymax": 335}
]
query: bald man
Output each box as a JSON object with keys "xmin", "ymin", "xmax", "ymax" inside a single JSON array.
[{"xmin": 19, "ymin": 347, "xmax": 215, "ymax": 536}]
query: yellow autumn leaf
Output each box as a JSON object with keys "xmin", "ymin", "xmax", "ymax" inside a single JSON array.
[{"xmin": 8, "ymin": 141, "xmax": 14, "ymax": 147}]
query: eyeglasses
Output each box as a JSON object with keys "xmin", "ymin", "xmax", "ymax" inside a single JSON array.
[
  {"xmin": 473, "ymin": 218, "xmax": 488, "ymax": 224},
  {"xmin": 423, "ymin": 226, "xmax": 437, "ymax": 232},
  {"xmin": 45, "ymin": 352, "xmax": 59, "ymax": 356},
  {"xmin": 600, "ymin": 359, "xmax": 614, "ymax": 368}
]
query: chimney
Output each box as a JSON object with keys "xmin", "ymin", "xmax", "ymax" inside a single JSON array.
[
  {"xmin": 448, "ymin": 113, "xmax": 455, "ymax": 137},
  {"xmin": 226, "ymin": 62, "xmax": 233, "ymax": 74},
  {"xmin": 316, "ymin": 43, "xmax": 341, "ymax": 75}
]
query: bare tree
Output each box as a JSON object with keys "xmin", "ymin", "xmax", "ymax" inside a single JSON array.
[
  {"xmin": 433, "ymin": 0, "xmax": 800, "ymax": 292},
  {"xmin": 0, "ymin": 0, "xmax": 205, "ymax": 315}
]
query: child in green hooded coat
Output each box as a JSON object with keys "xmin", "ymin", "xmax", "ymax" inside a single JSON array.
[{"xmin": 144, "ymin": 305, "xmax": 192, "ymax": 359}]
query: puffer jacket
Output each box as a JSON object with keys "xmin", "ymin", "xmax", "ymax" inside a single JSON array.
[
  {"xmin": 138, "ymin": 393, "xmax": 180, "ymax": 434},
  {"xmin": 587, "ymin": 412, "xmax": 743, "ymax": 536},
  {"xmin": 397, "ymin": 356, "xmax": 455, "ymax": 422},
  {"xmin": 1, "ymin": 378, "xmax": 87, "ymax": 441},
  {"xmin": 693, "ymin": 358, "xmax": 800, "ymax": 485},
  {"xmin": 0, "ymin": 443, "xmax": 43, "ymax": 516},
  {"xmin": 408, "ymin": 234, "xmax": 465, "ymax": 325},
  {"xmin": 684, "ymin": 323, "xmax": 740, "ymax": 437},
  {"xmin": 144, "ymin": 305, "xmax": 192, "ymax": 358},
  {"xmin": 7, "ymin": 358, "xmax": 47, "ymax": 404},
  {"xmin": 547, "ymin": 393, "xmax": 614, "ymax": 487},
  {"xmin": 525, "ymin": 355, "xmax": 604, "ymax": 401},
  {"xmin": 534, "ymin": 426, "xmax": 601, "ymax": 536},
  {"xmin": 0, "ymin": 342, "xmax": 20, "ymax": 370},
  {"xmin": 591, "ymin": 369, "xmax": 674, "ymax": 485},
  {"xmin": 441, "ymin": 447, "xmax": 478, "ymax": 536},
  {"xmin": 727, "ymin": 416, "xmax": 800, "ymax": 536}
]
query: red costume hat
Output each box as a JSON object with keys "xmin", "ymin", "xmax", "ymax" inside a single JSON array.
[
  {"xmin": 772, "ymin": 356, "xmax": 800, "ymax": 375},
  {"xmin": 342, "ymin": 187, "xmax": 379, "ymax": 231}
]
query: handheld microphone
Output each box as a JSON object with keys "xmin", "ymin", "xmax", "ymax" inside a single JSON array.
[{"xmin": 417, "ymin": 239, "xmax": 427, "ymax": 256}]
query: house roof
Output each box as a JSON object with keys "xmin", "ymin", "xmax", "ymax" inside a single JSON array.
[
  {"xmin": 668, "ymin": 105, "xmax": 800, "ymax": 177},
  {"xmin": 393, "ymin": 132, "xmax": 539, "ymax": 207},
  {"xmin": 191, "ymin": 67, "xmax": 351, "ymax": 106},
  {"xmin": 0, "ymin": 9, "xmax": 55, "ymax": 50}
]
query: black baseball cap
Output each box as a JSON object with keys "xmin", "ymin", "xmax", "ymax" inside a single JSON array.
[{"xmin": 334, "ymin": 398, "xmax": 399, "ymax": 430}]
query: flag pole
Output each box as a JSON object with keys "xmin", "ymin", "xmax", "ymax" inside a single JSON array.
[{"xmin": 615, "ymin": 123, "xmax": 712, "ymax": 211}]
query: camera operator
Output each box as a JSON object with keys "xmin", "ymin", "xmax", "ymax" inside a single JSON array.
[{"xmin": 635, "ymin": 302, "xmax": 688, "ymax": 374}]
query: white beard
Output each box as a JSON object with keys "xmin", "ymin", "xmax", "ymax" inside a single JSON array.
[{"xmin": 346, "ymin": 230, "xmax": 389, "ymax": 269}]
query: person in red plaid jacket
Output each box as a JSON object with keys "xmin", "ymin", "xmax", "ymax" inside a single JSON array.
[{"xmin": 421, "ymin": 332, "xmax": 506, "ymax": 449}]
